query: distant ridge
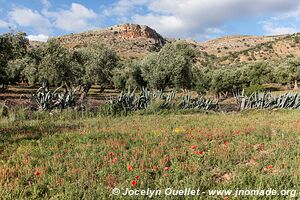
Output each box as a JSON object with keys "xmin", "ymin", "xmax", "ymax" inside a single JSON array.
[{"xmin": 29, "ymin": 23, "xmax": 300, "ymax": 65}]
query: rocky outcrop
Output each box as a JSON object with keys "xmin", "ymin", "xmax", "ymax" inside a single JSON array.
[
  {"xmin": 109, "ymin": 24, "xmax": 165, "ymax": 44},
  {"xmin": 56, "ymin": 24, "xmax": 167, "ymax": 59}
]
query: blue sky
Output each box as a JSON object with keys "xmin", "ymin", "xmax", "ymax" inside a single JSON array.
[{"xmin": 0, "ymin": 0, "xmax": 300, "ymax": 41}]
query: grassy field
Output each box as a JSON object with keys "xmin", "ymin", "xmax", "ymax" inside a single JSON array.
[{"xmin": 0, "ymin": 110, "xmax": 299, "ymax": 199}]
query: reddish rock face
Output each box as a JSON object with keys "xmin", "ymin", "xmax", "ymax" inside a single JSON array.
[{"xmin": 110, "ymin": 24, "xmax": 164, "ymax": 41}]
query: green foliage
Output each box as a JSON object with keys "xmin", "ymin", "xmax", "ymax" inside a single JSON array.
[
  {"xmin": 287, "ymin": 58, "xmax": 300, "ymax": 82},
  {"xmin": 141, "ymin": 41, "xmax": 196, "ymax": 90},
  {"xmin": 193, "ymin": 67, "xmax": 211, "ymax": 94},
  {"xmin": 112, "ymin": 60, "xmax": 146, "ymax": 90},
  {"xmin": 75, "ymin": 43, "xmax": 119, "ymax": 87},
  {"xmin": 240, "ymin": 61, "xmax": 274, "ymax": 86},
  {"xmin": 244, "ymin": 84, "xmax": 265, "ymax": 96},
  {"xmin": 211, "ymin": 67, "xmax": 243, "ymax": 97},
  {"xmin": 38, "ymin": 39, "xmax": 80, "ymax": 86},
  {"xmin": 0, "ymin": 32, "xmax": 29, "ymax": 85}
]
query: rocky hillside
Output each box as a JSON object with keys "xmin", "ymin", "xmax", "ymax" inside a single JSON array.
[
  {"xmin": 201, "ymin": 33, "xmax": 300, "ymax": 65},
  {"xmin": 29, "ymin": 23, "xmax": 300, "ymax": 65},
  {"xmin": 56, "ymin": 24, "xmax": 167, "ymax": 59}
]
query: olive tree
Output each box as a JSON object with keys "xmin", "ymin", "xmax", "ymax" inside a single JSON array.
[
  {"xmin": 112, "ymin": 60, "xmax": 146, "ymax": 90},
  {"xmin": 37, "ymin": 39, "xmax": 80, "ymax": 88},
  {"xmin": 0, "ymin": 32, "xmax": 28, "ymax": 88},
  {"xmin": 286, "ymin": 59, "xmax": 300, "ymax": 90},
  {"xmin": 74, "ymin": 44, "xmax": 119, "ymax": 101},
  {"xmin": 141, "ymin": 41, "xmax": 196, "ymax": 90}
]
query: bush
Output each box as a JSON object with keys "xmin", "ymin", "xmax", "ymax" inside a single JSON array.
[
  {"xmin": 244, "ymin": 84, "xmax": 265, "ymax": 96},
  {"xmin": 98, "ymin": 102, "xmax": 129, "ymax": 117}
]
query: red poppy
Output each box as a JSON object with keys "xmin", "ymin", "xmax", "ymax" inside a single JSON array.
[
  {"xmin": 109, "ymin": 152, "xmax": 115, "ymax": 157},
  {"xmin": 223, "ymin": 140, "xmax": 229, "ymax": 145},
  {"xmin": 112, "ymin": 158, "xmax": 118, "ymax": 163},
  {"xmin": 267, "ymin": 165, "xmax": 273, "ymax": 169},
  {"xmin": 135, "ymin": 175, "xmax": 140, "ymax": 179},
  {"xmin": 34, "ymin": 170, "xmax": 40, "ymax": 176},
  {"xmin": 191, "ymin": 145, "xmax": 197, "ymax": 150},
  {"xmin": 153, "ymin": 166, "xmax": 158, "ymax": 171},
  {"xmin": 164, "ymin": 167, "xmax": 169, "ymax": 171},
  {"xmin": 131, "ymin": 179, "xmax": 137, "ymax": 186},
  {"xmin": 163, "ymin": 174, "xmax": 168, "ymax": 177},
  {"xmin": 194, "ymin": 151, "xmax": 204, "ymax": 155},
  {"xmin": 127, "ymin": 165, "xmax": 133, "ymax": 171},
  {"xmin": 25, "ymin": 159, "xmax": 29, "ymax": 164},
  {"xmin": 173, "ymin": 147, "xmax": 178, "ymax": 151}
]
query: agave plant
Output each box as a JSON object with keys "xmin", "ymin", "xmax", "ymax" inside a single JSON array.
[
  {"xmin": 179, "ymin": 95, "xmax": 219, "ymax": 111},
  {"xmin": 238, "ymin": 91, "xmax": 300, "ymax": 110},
  {"xmin": 104, "ymin": 88, "xmax": 219, "ymax": 114},
  {"xmin": 32, "ymin": 81, "xmax": 77, "ymax": 110}
]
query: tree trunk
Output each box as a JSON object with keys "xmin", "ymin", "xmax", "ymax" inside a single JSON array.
[
  {"xmin": 99, "ymin": 86, "xmax": 105, "ymax": 93},
  {"xmin": 75, "ymin": 83, "xmax": 91, "ymax": 110},
  {"xmin": 294, "ymin": 80, "xmax": 299, "ymax": 90}
]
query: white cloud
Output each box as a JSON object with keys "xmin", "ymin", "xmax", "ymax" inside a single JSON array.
[
  {"xmin": 263, "ymin": 21, "xmax": 298, "ymax": 35},
  {"xmin": 103, "ymin": 0, "xmax": 149, "ymax": 17},
  {"xmin": 47, "ymin": 3, "xmax": 97, "ymax": 32},
  {"xmin": 261, "ymin": 5, "xmax": 300, "ymax": 36},
  {"xmin": 41, "ymin": 0, "xmax": 51, "ymax": 9},
  {"xmin": 129, "ymin": 0, "xmax": 300, "ymax": 39},
  {"xmin": 280, "ymin": 5, "xmax": 300, "ymax": 20},
  {"xmin": 0, "ymin": 19, "xmax": 9, "ymax": 28},
  {"xmin": 27, "ymin": 34, "xmax": 49, "ymax": 42},
  {"xmin": 8, "ymin": 7, "xmax": 51, "ymax": 34}
]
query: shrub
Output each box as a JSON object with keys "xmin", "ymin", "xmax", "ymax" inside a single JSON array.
[{"xmin": 244, "ymin": 84, "xmax": 265, "ymax": 96}]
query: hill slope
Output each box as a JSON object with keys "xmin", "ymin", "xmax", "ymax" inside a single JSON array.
[
  {"xmin": 30, "ymin": 24, "xmax": 300, "ymax": 65},
  {"xmin": 56, "ymin": 24, "xmax": 167, "ymax": 59}
]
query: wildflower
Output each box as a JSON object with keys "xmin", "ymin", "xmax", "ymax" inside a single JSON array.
[
  {"xmin": 263, "ymin": 168, "xmax": 269, "ymax": 173},
  {"xmin": 263, "ymin": 165, "xmax": 273, "ymax": 173},
  {"xmin": 153, "ymin": 166, "xmax": 158, "ymax": 172},
  {"xmin": 25, "ymin": 159, "xmax": 29, "ymax": 164},
  {"xmin": 127, "ymin": 165, "xmax": 133, "ymax": 171},
  {"xmin": 267, "ymin": 165, "xmax": 273, "ymax": 169},
  {"xmin": 112, "ymin": 158, "xmax": 118, "ymax": 163},
  {"xmin": 173, "ymin": 128, "xmax": 181, "ymax": 133},
  {"xmin": 135, "ymin": 175, "xmax": 140, "ymax": 179},
  {"xmin": 163, "ymin": 174, "xmax": 168, "ymax": 177},
  {"xmin": 194, "ymin": 151, "xmax": 204, "ymax": 155},
  {"xmin": 109, "ymin": 152, "xmax": 115, "ymax": 157},
  {"xmin": 223, "ymin": 140, "xmax": 229, "ymax": 145},
  {"xmin": 34, "ymin": 170, "xmax": 40, "ymax": 176},
  {"xmin": 164, "ymin": 167, "xmax": 169, "ymax": 171},
  {"xmin": 173, "ymin": 147, "xmax": 178, "ymax": 151},
  {"xmin": 191, "ymin": 145, "xmax": 197, "ymax": 150},
  {"xmin": 131, "ymin": 179, "xmax": 137, "ymax": 186}
]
